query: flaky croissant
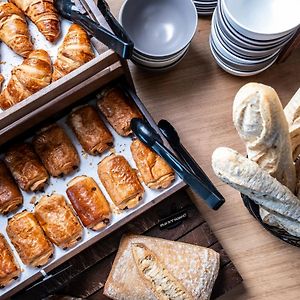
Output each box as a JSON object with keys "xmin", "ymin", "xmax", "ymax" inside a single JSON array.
[
  {"xmin": 52, "ymin": 24, "xmax": 95, "ymax": 81},
  {"xmin": 0, "ymin": 2, "xmax": 33, "ymax": 57},
  {"xmin": 0, "ymin": 49, "xmax": 52, "ymax": 110},
  {"xmin": 10, "ymin": 0, "xmax": 60, "ymax": 42}
]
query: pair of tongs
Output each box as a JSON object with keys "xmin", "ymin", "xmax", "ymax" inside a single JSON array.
[
  {"xmin": 130, "ymin": 118, "xmax": 225, "ymax": 210},
  {"xmin": 54, "ymin": 0, "xmax": 134, "ymax": 58}
]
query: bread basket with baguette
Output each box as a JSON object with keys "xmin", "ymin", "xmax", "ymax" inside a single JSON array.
[{"xmin": 212, "ymin": 83, "xmax": 300, "ymax": 247}]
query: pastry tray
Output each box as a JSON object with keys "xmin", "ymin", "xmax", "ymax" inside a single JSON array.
[{"xmin": 0, "ymin": 82, "xmax": 185, "ymax": 299}]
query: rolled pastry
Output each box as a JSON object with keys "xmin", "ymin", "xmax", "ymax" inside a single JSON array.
[
  {"xmin": 33, "ymin": 124, "xmax": 80, "ymax": 177},
  {"xmin": 98, "ymin": 154, "xmax": 144, "ymax": 209},
  {"xmin": 68, "ymin": 105, "xmax": 113, "ymax": 155},
  {"xmin": 0, "ymin": 161, "xmax": 23, "ymax": 215},
  {"xmin": 6, "ymin": 211, "xmax": 53, "ymax": 267},
  {"xmin": 130, "ymin": 139, "xmax": 175, "ymax": 189},
  {"xmin": 97, "ymin": 87, "xmax": 142, "ymax": 136},
  {"xmin": 66, "ymin": 176, "xmax": 111, "ymax": 230},
  {"xmin": 4, "ymin": 143, "xmax": 49, "ymax": 192},
  {"xmin": 0, "ymin": 233, "xmax": 21, "ymax": 288},
  {"xmin": 35, "ymin": 194, "xmax": 83, "ymax": 249}
]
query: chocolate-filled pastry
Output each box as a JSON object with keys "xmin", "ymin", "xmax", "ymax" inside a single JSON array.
[
  {"xmin": 97, "ymin": 87, "xmax": 142, "ymax": 136},
  {"xmin": 66, "ymin": 176, "xmax": 111, "ymax": 230},
  {"xmin": 6, "ymin": 211, "xmax": 53, "ymax": 267},
  {"xmin": 33, "ymin": 124, "xmax": 80, "ymax": 177},
  {"xmin": 0, "ymin": 233, "xmax": 21, "ymax": 288},
  {"xmin": 35, "ymin": 194, "xmax": 83, "ymax": 249},
  {"xmin": 68, "ymin": 105, "xmax": 113, "ymax": 155},
  {"xmin": 5, "ymin": 143, "xmax": 49, "ymax": 192},
  {"xmin": 130, "ymin": 139, "xmax": 175, "ymax": 189},
  {"xmin": 0, "ymin": 161, "xmax": 23, "ymax": 214},
  {"xmin": 98, "ymin": 155, "xmax": 144, "ymax": 209}
]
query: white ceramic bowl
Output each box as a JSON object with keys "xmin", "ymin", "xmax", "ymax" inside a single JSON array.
[{"xmin": 119, "ymin": 0, "xmax": 197, "ymax": 57}]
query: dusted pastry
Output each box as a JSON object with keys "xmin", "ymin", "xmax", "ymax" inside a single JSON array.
[
  {"xmin": 0, "ymin": 162, "xmax": 23, "ymax": 215},
  {"xmin": 66, "ymin": 176, "xmax": 111, "ymax": 230},
  {"xmin": 10, "ymin": 0, "xmax": 60, "ymax": 42},
  {"xmin": 0, "ymin": 2, "xmax": 33, "ymax": 57},
  {"xmin": 6, "ymin": 211, "xmax": 53, "ymax": 267},
  {"xmin": 98, "ymin": 155, "xmax": 144, "ymax": 209},
  {"xmin": 97, "ymin": 87, "xmax": 142, "ymax": 136},
  {"xmin": 130, "ymin": 139, "xmax": 175, "ymax": 189},
  {"xmin": 33, "ymin": 124, "xmax": 80, "ymax": 177},
  {"xmin": 5, "ymin": 143, "xmax": 49, "ymax": 192},
  {"xmin": 52, "ymin": 24, "xmax": 95, "ymax": 81},
  {"xmin": 0, "ymin": 233, "xmax": 21, "ymax": 288},
  {"xmin": 68, "ymin": 105, "xmax": 113, "ymax": 155},
  {"xmin": 35, "ymin": 194, "xmax": 83, "ymax": 249},
  {"xmin": 0, "ymin": 50, "xmax": 52, "ymax": 110}
]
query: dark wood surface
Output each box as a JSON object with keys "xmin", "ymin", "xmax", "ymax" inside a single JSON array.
[{"xmin": 13, "ymin": 189, "xmax": 242, "ymax": 300}]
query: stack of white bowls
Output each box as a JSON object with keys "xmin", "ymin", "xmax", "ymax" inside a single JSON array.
[
  {"xmin": 193, "ymin": 0, "xmax": 218, "ymax": 16},
  {"xmin": 119, "ymin": 0, "xmax": 198, "ymax": 71},
  {"xmin": 209, "ymin": 0, "xmax": 300, "ymax": 76}
]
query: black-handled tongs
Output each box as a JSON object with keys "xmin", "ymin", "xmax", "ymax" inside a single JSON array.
[
  {"xmin": 54, "ymin": 0, "xmax": 134, "ymax": 59},
  {"xmin": 130, "ymin": 118, "xmax": 225, "ymax": 210}
]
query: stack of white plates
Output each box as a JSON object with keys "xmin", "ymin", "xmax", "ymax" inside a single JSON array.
[
  {"xmin": 193, "ymin": 0, "xmax": 218, "ymax": 16},
  {"xmin": 209, "ymin": 0, "xmax": 300, "ymax": 76}
]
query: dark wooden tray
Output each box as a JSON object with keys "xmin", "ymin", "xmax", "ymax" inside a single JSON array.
[{"xmin": 13, "ymin": 189, "xmax": 243, "ymax": 300}]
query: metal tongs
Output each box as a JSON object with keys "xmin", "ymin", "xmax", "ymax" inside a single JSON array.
[
  {"xmin": 54, "ymin": 0, "xmax": 134, "ymax": 59},
  {"xmin": 130, "ymin": 118, "xmax": 225, "ymax": 210}
]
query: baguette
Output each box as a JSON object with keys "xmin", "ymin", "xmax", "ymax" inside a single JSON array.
[{"xmin": 212, "ymin": 147, "xmax": 300, "ymax": 222}]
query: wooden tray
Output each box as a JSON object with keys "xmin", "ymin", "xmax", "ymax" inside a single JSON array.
[{"xmin": 12, "ymin": 189, "xmax": 243, "ymax": 299}]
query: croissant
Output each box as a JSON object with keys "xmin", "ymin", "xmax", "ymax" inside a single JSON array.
[
  {"xmin": 10, "ymin": 0, "xmax": 60, "ymax": 42},
  {"xmin": 0, "ymin": 2, "xmax": 33, "ymax": 57},
  {"xmin": 52, "ymin": 24, "xmax": 95, "ymax": 81},
  {"xmin": 0, "ymin": 49, "xmax": 52, "ymax": 110}
]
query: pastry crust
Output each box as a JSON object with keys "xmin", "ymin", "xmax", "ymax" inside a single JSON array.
[
  {"xmin": 34, "ymin": 194, "xmax": 83, "ymax": 249},
  {"xmin": 0, "ymin": 233, "xmax": 21, "ymax": 288},
  {"xmin": 5, "ymin": 143, "xmax": 49, "ymax": 192},
  {"xmin": 98, "ymin": 154, "xmax": 144, "ymax": 209},
  {"xmin": 66, "ymin": 176, "xmax": 111, "ymax": 230},
  {"xmin": 97, "ymin": 87, "xmax": 142, "ymax": 136},
  {"xmin": 68, "ymin": 105, "xmax": 113, "ymax": 155},
  {"xmin": 6, "ymin": 211, "xmax": 53, "ymax": 267},
  {"xmin": 0, "ymin": 161, "xmax": 23, "ymax": 215},
  {"xmin": 33, "ymin": 124, "xmax": 80, "ymax": 177},
  {"xmin": 130, "ymin": 139, "xmax": 175, "ymax": 189}
]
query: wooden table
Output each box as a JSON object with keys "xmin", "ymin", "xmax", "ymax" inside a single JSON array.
[{"xmin": 107, "ymin": 2, "xmax": 300, "ymax": 299}]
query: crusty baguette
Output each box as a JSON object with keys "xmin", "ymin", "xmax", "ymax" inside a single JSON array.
[
  {"xmin": 233, "ymin": 82, "xmax": 296, "ymax": 193},
  {"xmin": 212, "ymin": 147, "xmax": 300, "ymax": 222},
  {"xmin": 104, "ymin": 234, "xmax": 219, "ymax": 300}
]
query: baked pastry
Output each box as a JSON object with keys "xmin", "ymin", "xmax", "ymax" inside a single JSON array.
[
  {"xmin": 0, "ymin": 49, "xmax": 52, "ymax": 110},
  {"xmin": 10, "ymin": 0, "xmax": 60, "ymax": 42},
  {"xmin": 68, "ymin": 105, "xmax": 113, "ymax": 155},
  {"xmin": 6, "ymin": 211, "xmax": 53, "ymax": 267},
  {"xmin": 97, "ymin": 87, "xmax": 142, "ymax": 136},
  {"xmin": 66, "ymin": 176, "xmax": 111, "ymax": 230},
  {"xmin": 130, "ymin": 139, "xmax": 175, "ymax": 189},
  {"xmin": 98, "ymin": 155, "xmax": 144, "ymax": 209},
  {"xmin": 0, "ymin": 233, "xmax": 21, "ymax": 288},
  {"xmin": 212, "ymin": 147, "xmax": 300, "ymax": 225},
  {"xmin": 35, "ymin": 194, "xmax": 83, "ymax": 249},
  {"xmin": 4, "ymin": 143, "xmax": 49, "ymax": 192},
  {"xmin": 33, "ymin": 124, "xmax": 80, "ymax": 177},
  {"xmin": 0, "ymin": 2, "xmax": 33, "ymax": 57},
  {"xmin": 233, "ymin": 82, "xmax": 296, "ymax": 193},
  {"xmin": 0, "ymin": 161, "xmax": 23, "ymax": 215},
  {"xmin": 104, "ymin": 234, "xmax": 220, "ymax": 300},
  {"xmin": 52, "ymin": 24, "xmax": 95, "ymax": 81}
]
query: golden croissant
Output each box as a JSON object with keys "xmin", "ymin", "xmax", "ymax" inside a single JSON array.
[
  {"xmin": 52, "ymin": 24, "xmax": 95, "ymax": 81},
  {"xmin": 10, "ymin": 0, "xmax": 60, "ymax": 42},
  {"xmin": 0, "ymin": 2, "xmax": 33, "ymax": 57},
  {"xmin": 0, "ymin": 49, "xmax": 52, "ymax": 110}
]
